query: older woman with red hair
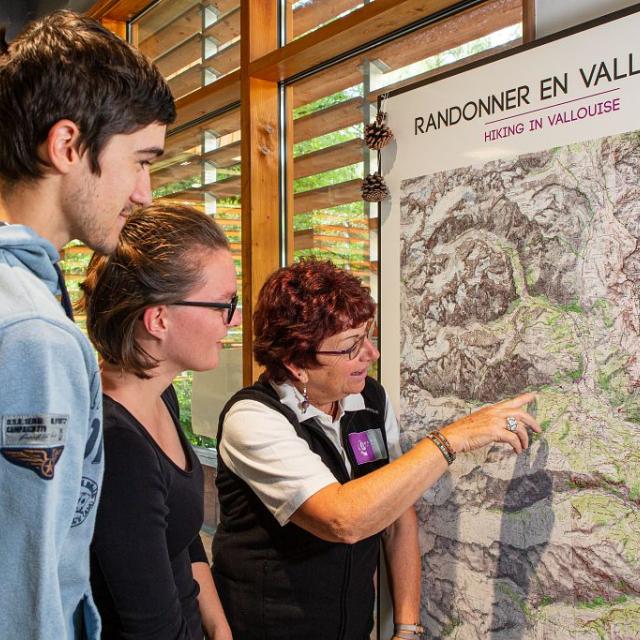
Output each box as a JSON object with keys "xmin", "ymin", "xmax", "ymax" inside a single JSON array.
[{"xmin": 212, "ymin": 259, "xmax": 539, "ymax": 640}]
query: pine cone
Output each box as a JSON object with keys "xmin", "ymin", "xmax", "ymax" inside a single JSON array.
[
  {"xmin": 361, "ymin": 173, "xmax": 390, "ymax": 202},
  {"xmin": 364, "ymin": 111, "xmax": 394, "ymax": 150}
]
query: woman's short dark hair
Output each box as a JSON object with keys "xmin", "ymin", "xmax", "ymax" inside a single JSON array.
[
  {"xmin": 79, "ymin": 204, "xmax": 229, "ymax": 378},
  {"xmin": 253, "ymin": 259, "xmax": 376, "ymax": 383},
  {"xmin": 0, "ymin": 10, "xmax": 175, "ymax": 183}
]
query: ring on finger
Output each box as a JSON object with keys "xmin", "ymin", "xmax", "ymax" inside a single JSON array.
[{"xmin": 506, "ymin": 416, "xmax": 518, "ymax": 432}]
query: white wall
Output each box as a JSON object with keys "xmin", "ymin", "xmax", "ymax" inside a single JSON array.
[{"xmin": 536, "ymin": 0, "xmax": 639, "ymax": 38}]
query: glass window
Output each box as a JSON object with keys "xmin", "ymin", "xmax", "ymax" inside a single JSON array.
[
  {"xmin": 152, "ymin": 107, "xmax": 243, "ymax": 448},
  {"xmin": 288, "ymin": 0, "xmax": 523, "ymax": 305},
  {"xmin": 130, "ymin": 0, "xmax": 241, "ymax": 101}
]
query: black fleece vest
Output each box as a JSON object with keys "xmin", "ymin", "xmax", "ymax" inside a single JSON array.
[{"xmin": 212, "ymin": 376, "xmax": 389, "ymax": 640}]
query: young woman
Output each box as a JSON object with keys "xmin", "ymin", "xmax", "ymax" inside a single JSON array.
[{"xmin": 80, "ymin": 204, "xmax": 238, "ymax": 639}]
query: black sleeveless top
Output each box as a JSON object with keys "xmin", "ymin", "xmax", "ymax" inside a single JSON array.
[{"xmin": 212, "ymin": 376, "xmax": 389, "ymax": 640}]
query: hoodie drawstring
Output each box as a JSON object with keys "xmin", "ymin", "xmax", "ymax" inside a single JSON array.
[{"xmin": 53, "ymin": 262, "xmax": 74, "ymax": 321}]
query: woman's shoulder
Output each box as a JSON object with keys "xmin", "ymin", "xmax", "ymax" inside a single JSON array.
[{"xmin": 101, "ymin": 395, "xmax": 158, "ymax": 461}]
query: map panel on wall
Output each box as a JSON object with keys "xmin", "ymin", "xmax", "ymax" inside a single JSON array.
[{"xmin": 381, "ymin": 5, "xmax": 640, "ymax": 638}]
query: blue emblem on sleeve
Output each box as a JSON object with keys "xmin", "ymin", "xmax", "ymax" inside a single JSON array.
[{"xmin": 71, "ymin": 476, "xmax": 99, "ymax": 527}]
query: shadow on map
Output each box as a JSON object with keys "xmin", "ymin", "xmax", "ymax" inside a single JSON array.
[{"xmin": 489, "ymin": 440, "xmax": 554, "ymax": 638}]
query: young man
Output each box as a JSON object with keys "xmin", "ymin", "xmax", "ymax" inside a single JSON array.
[{"xmin": 0, "ymin": 11, "xmax": 175, "ymax": 638}]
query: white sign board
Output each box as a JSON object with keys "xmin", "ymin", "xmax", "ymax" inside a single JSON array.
[{"xmin": 381, "ymin": 6, "xmax": 640, "ymax": 637}]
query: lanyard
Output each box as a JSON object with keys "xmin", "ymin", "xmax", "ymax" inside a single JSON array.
[{"xmin": 53, "ymin": 262, "xmax": 74, "ymax": 321}]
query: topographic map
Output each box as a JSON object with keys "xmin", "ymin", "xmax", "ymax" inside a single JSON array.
[{"xmin": 399, "ymin": 131, "xmax": 640, "ymax": 639}]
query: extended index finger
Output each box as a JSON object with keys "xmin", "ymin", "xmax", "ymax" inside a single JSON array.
[{"xmin": 497, "ymin": 392, "xmax": 537, "ymax": 409}]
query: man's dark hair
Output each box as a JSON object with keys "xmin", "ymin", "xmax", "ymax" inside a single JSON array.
[{"xmin": 0, "ymin": 10, "xmax": 176, "ymax": 183}]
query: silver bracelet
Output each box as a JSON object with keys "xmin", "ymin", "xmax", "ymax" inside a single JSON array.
[{"xmin": 394, "ymin": 622, "xmax": 425, "ymax": 639}]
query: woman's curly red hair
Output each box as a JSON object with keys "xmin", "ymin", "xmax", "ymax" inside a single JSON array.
[{"xmin": 253, "ymin": 259, "xmax": 376, "ymax": 382}]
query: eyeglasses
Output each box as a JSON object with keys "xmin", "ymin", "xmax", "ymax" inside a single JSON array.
[
  {"xmin": 172, "ymin": 294, "xmax": 238, "ymax": 325},
  {"xmin": 315, "ymin": 320, "xmax": 376, "ymax": 361}
]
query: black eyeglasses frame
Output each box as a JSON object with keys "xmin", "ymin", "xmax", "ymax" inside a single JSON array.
[{"xmin": 172, "ymin": 294, "xmax": 238, "ymax": 325}]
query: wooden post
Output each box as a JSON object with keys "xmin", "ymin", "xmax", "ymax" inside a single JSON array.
[
  {"xmin": 523, "ymin": 0, "xmax": 536, "ymax": 43},
  {"xmin": 100, "ymin": 18, "xmax": 127, "ymax": 39},
  {"xmin": 240, "ymin": 0, "xmax": 280, "ymax": 384},
  {"xmin": 284, "ymin": 3, "xmax": 295, "ymax": 266}
]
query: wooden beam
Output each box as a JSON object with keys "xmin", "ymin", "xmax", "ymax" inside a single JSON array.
[
  {"xmin": 155, "ymin": 191, "xmax": 207, "ymax": 205},
  {"xmin": 294, "ymin": 231, "xmax": 369, "ymax": 251},
  {"xmin": 204, "ymin": 7, "xmax": 241, "ymax": 44},
  {"xmin": 166, "ymin": 107, "xmax": 240, "ymax": 155},
  {"xmin": 154, "ymin": 33, "xmax": 202, "ymax": 78},
  {"xmin": 523, "ymin": 0, "xmax": 535, "ymax": 43},
  {"xmin": 137, "ymin": 4, "xmax": 201, "ymax": 58},
  {"xmin": 294, "ymin": 178, "xmax": 362, "ymax": 215},
  {"xmin": 209, "ymin": 0, "xmax": 240, "ymax": 14},
  {"xmin": 87, "ymin": 0, "xmax": 151, "ymax": 21},
  {"xmin": 100, "ymin": 18, "xmax": 127, "ymax": 38},
  {"xmin": 294, "ymin": 97, "xmax": 363, "ymax": 143},
  {"xmin": 374, "ymin": 1, "xmax": 520, "ymax": 70},
  {"xmin": 249, "ymin": 0, "xmax": 471, "ymax": 82},
  {"xmin": 168, "ymin": 64, "xmax": 203, "ymax": 101},
  {"xmin": 162, "ymin": 175, "xmax": 241, "ymax": 201},
  {"xmin": 294, "ymin": 138, "xmax": 364, "ymax": 179},
  {"xmin": 127, "ymin": 0, "xmax": 199, "ymax": 36},
  {"xmin": 212, "ymin": 215, "xmax": 242, "ymax": 226},
  {"xmin": 313, "ymin": 223, "xmax": 370, "ymax": 234},
  {"xmin": 205, "ymin": 40, "xmax": 241, "ymax": 76},
  {"xmin": 291, "ymin": 0, "xmax": 521, "ymax": 108},
  {"xmin": 367, "ymin": 39, "xmax": 521, "ymax": 105},
  {"xmin": 151, "ymin": 152, "xmax": 201, "ymax": 189},
  {"xmin": 207, "ymin": 175, "xmax": 241, "ymax": 197},
  {"xmin": 284, "ymin": 3, "xmax": 295, "ymax": 265},
  {"xmin": 170, "ymin": 70, "xmax": 240, "ymax": 130},
  {"xmin": 204, "ymin": 141, "xmax": 242, "ymax": 167},
  {"xmin": 131, "ymin": 13, "xmax": 240, "ymax": 99},
  {"xmin": 240, "ymin": 0, "xmax": 279, "ymax": 384},
  {"xmin": 292, "ymin": 0, "xmax": 362, "ymax": 39}
]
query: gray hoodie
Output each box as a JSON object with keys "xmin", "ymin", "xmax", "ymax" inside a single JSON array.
[{"xmin": 0, "ymin": 224, "xmax": 102, "ymax": 639}]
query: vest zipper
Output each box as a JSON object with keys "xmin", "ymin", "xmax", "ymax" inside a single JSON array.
[
  {"xmin": 304, "ymin": 418, "xmax": 353, "ymax": 638},
  {"xmin": 337, "ymin": 544, "xmax": 353, "ymax": 640}
]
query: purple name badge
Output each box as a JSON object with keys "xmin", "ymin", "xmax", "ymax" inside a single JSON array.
[{"xmin": 348, "ymin": 429, "xmax": 387, "ymax": 465}]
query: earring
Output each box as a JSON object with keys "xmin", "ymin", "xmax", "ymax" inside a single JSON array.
[{"xmin": 300, "ymin": 376, "xmax": 309, "ymax": 414}]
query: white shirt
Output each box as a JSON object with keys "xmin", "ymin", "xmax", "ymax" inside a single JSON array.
[{"xmin": 219, "ymin": 380, "xmax": 402, "ymax": 526}]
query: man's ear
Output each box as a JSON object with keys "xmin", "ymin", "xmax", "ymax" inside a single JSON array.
[
  {"xmin": 283, "ymin": 361, "xmax": 308, "ymax": 384},
  {"xmin": 40, "ymin": 119, "xmax": 83, "ymax": 175},
  {"xmin": 141, "ymin": 305, "xmax": 169, "ymax": 339}
]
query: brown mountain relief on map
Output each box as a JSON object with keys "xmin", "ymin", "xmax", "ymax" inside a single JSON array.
[{"xmin": 399, "ymin": 131, "xmax": 640, "ymax": 639}]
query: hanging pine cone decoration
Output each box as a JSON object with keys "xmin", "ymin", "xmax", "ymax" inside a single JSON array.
[
  {"xmin": 361, "ymin": 172, "xmax": 390, "ymax": 202},
  {"xmin": 364, "ymin": 111, "xmax": 394, "ymax": 150}
]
